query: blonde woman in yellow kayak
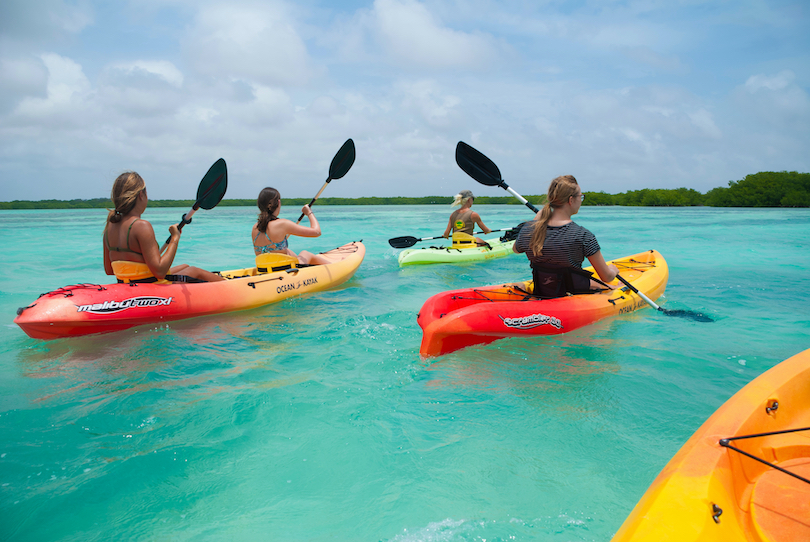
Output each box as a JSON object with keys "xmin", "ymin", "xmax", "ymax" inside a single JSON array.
[
  {"xmin": 103, "ymin": 172, "xmax": 224, "ymax": 283},
  {"xmin": 442, "ymin": 189, "xmax": 492, "ymax": 246}
]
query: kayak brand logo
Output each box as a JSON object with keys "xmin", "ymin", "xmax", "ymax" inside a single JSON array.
[
  {"xmin": 276, "ymin": 276, "xmax": 318, "ymax": 294},
  {"xmin": 500, "ymin": 313, "xmax": 563, "ymax": 330},
  {"xmin": 76, "ymin": 296, "xmax": 173, "ymax": 314}
]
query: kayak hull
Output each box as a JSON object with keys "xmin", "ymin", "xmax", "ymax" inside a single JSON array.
[
  {"xmin": 14, "ymin": 242, "xmax": 365, "ymax": 339},
  {"xmin": 611, "ymin": 347, "xmax": 810, "ymax": 542},
  {"xmin": 417, "ymin": 250, "xmax": 667, "ymax": 357},
  {"xmin": 398, "ymin": 238, "xmax": 515, "ymax": 266}
]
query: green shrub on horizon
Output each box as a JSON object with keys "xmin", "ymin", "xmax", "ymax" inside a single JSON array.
[{"xmin": 1, "ymin": 171, "xmax": 808, "ymax": 209}]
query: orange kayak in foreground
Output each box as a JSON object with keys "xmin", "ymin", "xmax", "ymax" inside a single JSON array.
[
  {"xmin": 15, "ymin": 242, "xmax": 365, "ymax": 340},
  {"xmin": 417, "ymin": 250, "xmax": 668, "ymax": 357},
  {"xmin": 611, "ymin": 347, "xmax": 810, "ymax": 541}
]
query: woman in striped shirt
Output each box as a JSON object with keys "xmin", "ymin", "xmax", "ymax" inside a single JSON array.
[{"xmin": 513, "ymin": 175, "xmax": 618, "ymax": 298}]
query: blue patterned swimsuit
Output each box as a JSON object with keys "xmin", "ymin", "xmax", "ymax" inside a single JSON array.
[{"xmin": 253, "ymin": 231, "xmax": 289, "ymax": 255}]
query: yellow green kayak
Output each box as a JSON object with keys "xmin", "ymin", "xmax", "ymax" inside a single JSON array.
[{"xmin": 397, "ymin": 238, "xmax": 515, "ymax": 266}]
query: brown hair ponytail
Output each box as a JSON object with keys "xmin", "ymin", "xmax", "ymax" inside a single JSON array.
[
  {"xmin": 256, "ymin": 187, "xmax": 281, "ymax": 232},
  {"xmin": 529, "ymin": 175, "xmax": 579, "ymax": 254},
  {"xmin": 107, "ymin": 172, "xmax": 145, "ymax": 224}
]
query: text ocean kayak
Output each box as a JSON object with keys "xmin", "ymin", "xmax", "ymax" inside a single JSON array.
[
  {"xmin": 611, "ymin": 347, "xmax": 810, "ymax": 542},
  {"xmin": 417, "ymin": 250, "xmax": 667, "ymax": 357},
  {"xmin": 15, "ymin": 242, "xmax": 365, "ymax": 339},
  {"xmin": 398, "ymin": 238, "xmax": 515, "ymax": 266}
]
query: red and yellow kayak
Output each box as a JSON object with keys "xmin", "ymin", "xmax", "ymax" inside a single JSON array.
[
  {"xmin": 15, "ymin": 242, "xmax": 365, "ymax": 339},
  {"xmin": 417, "ymin": 250, "xmax": 668, "ymax": 357},
  {"xmin": 611, "ymin": 347, "xmax": 810, "ymax": 542}
]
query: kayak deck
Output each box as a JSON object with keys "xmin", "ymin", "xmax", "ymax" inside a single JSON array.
[{"xmin": 418, "ymin": 250, "xmax": 667, "ymax": 357}]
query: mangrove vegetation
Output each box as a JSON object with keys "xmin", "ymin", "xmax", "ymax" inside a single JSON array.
[{"xmin": 2, "ymin": 171, "xmax": 808, "ymax": 209}]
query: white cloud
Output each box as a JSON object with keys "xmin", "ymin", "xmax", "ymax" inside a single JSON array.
[
  {"xmin": 184, "ymin": 2, "xmax": 315, "ymax": 86},
  {"xmin": 372, "ymin": 0, "xmax": 498, "ymax": 69},
  {"xmin": 109, "ymin": 61, "xmax": 184, "ymax": 88},
  {"xmin": 0, "ymin": 56, "xmax": 49, "ymax": 111},
  {"xmin": 745, "ymin": 70, "xmax": 795, "ymax": 92},
  {"xmin": 397, "ymin": 79, "xmax": 461, "ymax": 129},
  {"xmin": 14, "ymin": 53, "xmax": 91, "ymax": 119},
  {"xmin": 688, "ymin": 108, "xmax": 721, "ymax": 139}
]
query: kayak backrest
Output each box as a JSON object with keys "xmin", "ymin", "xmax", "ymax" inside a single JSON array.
[
  {"xmin": 111, "ymin": 261, "xmax": 154, "ymax": 283},
  {"xmin": 451, "ymin": 231, "xmax": 476, "ymax": 248},
  {"xmin": 256, "ymin": 253, "xmax": 298, "ymax": 273}
]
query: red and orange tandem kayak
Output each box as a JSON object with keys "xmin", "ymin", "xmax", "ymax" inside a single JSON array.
[
  {"xmin": 15, "ymin": 242, "xmax": 365, "ymax": 340},
  {"xmin": 611, "ymin": 347, "xmax": 810, "ymax": 541},
  {"xmin": 417, "ymin": 250, "xmax": 668, "ymax": 357}
]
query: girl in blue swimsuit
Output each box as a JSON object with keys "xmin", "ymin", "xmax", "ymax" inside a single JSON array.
[
  {"xmin": 103, "ymin": 171, "xmax": 224, "ymax": 282},
  {"xmin": 252, "ymin": 187, "xmax": 331, "ymax": 266}
]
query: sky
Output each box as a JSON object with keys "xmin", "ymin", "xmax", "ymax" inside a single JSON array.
[{"xmin": 0, "ymin": 0, "xmax": 808, "ymax": 201}]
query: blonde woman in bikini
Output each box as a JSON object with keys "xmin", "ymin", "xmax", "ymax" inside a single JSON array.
[{"xmin": 442, "ymin": 189, "xmax": 492, "ymax": 246}]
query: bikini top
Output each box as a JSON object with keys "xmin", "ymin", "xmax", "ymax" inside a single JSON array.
[
  {"xmin": 105, "ymin": 219, "xmax": 143, "ymax": 255},
  {"xmin": 253, "ymin": 231, "xmax": 288, "ymax": 254}
]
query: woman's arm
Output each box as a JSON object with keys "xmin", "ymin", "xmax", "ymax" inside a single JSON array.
[
  {"xmin": 586, "ymin": 250, "xmax": 619, "ymax": 283},
  {"xmin": 282, "ymin": 206, "xmax": 322, "ymax": 238},
  {"xmin": 472, "ymin": 212, "xmax": 491, "ymax": 234},
  {"xmin": 137, "ymin": 221, "xmax": 181, "ymax": 280},
  {"xmin": 442, "ymin": 216, "xmax": 453, "ymax": 238},
  {"xmin": 103, "ymin": 229, "xmax": 114, "ymax": 275}
]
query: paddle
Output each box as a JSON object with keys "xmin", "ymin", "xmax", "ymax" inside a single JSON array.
[
  {"xmin": 615, "ymin": 275, "xmax": 713, "ymax": 322},
  {"xmin": 389, "ymin": 229, "xmax": 511, "ymax": 249},
  {"xmin": 455, "ymin": 141, "xmax": 540, "ymax": 213},
  {"xmin": 162, "ymin": 158, "xmax": 228, "ymax": 248},
  {"xmin": 456, "ymin": 142, "xmax": 712, "ymax": 322},
  {"xmin": 296, "ymin": 138, "xmax": 356, "ymax": 224}
]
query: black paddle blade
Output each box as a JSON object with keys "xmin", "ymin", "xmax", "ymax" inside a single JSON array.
[
  {"xmin": 662, "ymin": 309, "xmax": 714, "ymax": 322},
  {"xmin": 329, "ymin": 139, "xmax": 356, "ymax": 180},
  {"xmin": 456, "ymin": 141, "xmax": 502, "ymax": 187},
  {"xmin": 196, "ymin": 158, "xmax": 228, "ymax": 210},
  {"xmin": 389, "ymin": 236, "xmax": 419, "ymax": 248}
]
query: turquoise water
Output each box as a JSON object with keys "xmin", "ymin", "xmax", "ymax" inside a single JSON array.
[{"xmin": 1, "ymin": 205, "xmax": 809, "ymax": 541}]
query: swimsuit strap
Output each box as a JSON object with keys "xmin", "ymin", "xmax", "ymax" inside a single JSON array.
[{"xmin": 106, "ymin": 218, "xmax": 142, "ymax": 255}]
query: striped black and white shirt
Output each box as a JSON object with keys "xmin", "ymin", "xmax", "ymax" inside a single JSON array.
[{"xmin": 514, "ymin": 221, "xmax": 600, "ymax": 269}]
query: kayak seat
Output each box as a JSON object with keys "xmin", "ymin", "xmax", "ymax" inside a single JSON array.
[
  {"xmin": 451, "ymin": 231, "xmax": 477, "ymax": 249},
  {"xmin": 530, "ymin": 264, "xmax": 602, "ymax": 299},
  {"xmin": 256, "ymin": 253, "xmax": 298, "ymax": 274},
  {"xmin": 111, "ymin": 261, "xmax": 170, "ymax": 284}
]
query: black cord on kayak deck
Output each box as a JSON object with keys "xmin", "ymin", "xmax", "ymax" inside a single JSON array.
[{"xmin": 719, "ymin": 426, "xmax": 810, "ymax": 486}]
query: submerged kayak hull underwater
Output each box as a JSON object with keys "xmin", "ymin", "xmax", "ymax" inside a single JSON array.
[
  {"xmin": 417, "ymin": 250, "xmax": 667, "ymax": 357},
  {"xmin": 15, "ymin": 242, "xmax": 365, "ymax": 339},
  {"xmin": 398, "ymin": 238, "xmax": 515, "ymax": 266},
  {"xmin": 611, "ymin": 347, "xmax": 810, "ymax": 542}
]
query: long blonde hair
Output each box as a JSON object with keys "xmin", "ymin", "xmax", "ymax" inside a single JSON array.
[
  {"xmin": 107, "ymin": 172, "xmax": 145, "ymax": 224},
  {"xmin": 529, "ymin": 175, "xmax": 579, "ymax": 254}
]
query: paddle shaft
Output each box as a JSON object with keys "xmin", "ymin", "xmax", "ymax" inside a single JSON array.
[
  {"xmin": 161, "ymin": 163, "xmax": 227, "ymax": 249},
  {"xmin": 615, "ymin": 274, "xmax": 662, "ymax": 311},
  {"xmin": 389, "ymin": 228, "xmax": 511, "ymax": 248},
  {"xmin": 502, "ymin": 183, "xmax": 540, "ymax": 213},
  {"xmin": 295, "ymin": 138, "xmax": 356, "ymax": 224},
  {"xmin": 297, "ymin": 179, "xmax": 331, "ymax": 224}
]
